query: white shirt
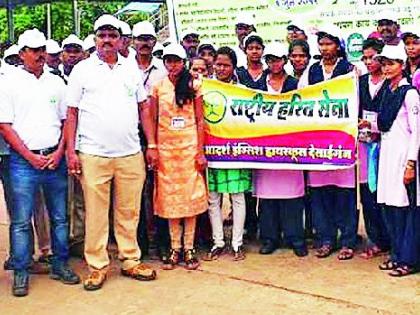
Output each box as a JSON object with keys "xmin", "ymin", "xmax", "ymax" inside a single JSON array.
[
  {"xmin": 65, "ymin": 53, "xmax": 147, "ymax": 157},
  {"xmin": 233, "ymin": 45, "xmax": 248, "ymax": 69},
  {"xmin": 0, "ymin": 67, "xmax": 66, "ymax": 150},
  {"xmin": 137, "ymin": 57, "xmax": 167, "ymax": 94}
]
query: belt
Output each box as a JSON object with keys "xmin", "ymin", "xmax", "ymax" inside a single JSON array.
[{"xmin": 31, "ymin": 145, "xmax": 58, "ymax": 156}]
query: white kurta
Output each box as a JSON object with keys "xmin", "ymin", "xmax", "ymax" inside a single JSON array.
[{"xmin": 377, "ymin": 79, "xmax": 420, "ymax": 207}]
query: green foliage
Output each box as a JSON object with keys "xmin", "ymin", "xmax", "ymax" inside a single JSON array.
[{"xmin": 0, "ymin": 1, "xmax": 149, "ymax": 44}]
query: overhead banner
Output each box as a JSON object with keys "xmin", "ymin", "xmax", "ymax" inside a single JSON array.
[
  {"xmin": 203, "ymin": 74, "xmax": 358, "ymax": 170},
  {"xmin": 171, "ymin": 0, "xmax": 419, "ymax": 62}
]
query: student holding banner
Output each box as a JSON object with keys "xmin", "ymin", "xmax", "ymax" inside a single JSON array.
[
  {"xmin": 143, "ymin": 44, "xmax": 208, "ymax": 270},
  {"xmin": 358, "ymin": 39, "xmax": 390, "ymax": 259},
  {"xmin": 375, "ymin": 47, "xmax": 420, "ymax": 277},
  {"xmin": 205, "ymin": 47, "xmax": 250, "ymax": 261},
  {"xmin": 253, "ymin": 43, "xmax": 308, "ymax": 257},
  {"xmin": 299, "ymin": 26, "xmax": 358, "ymax": 260}
]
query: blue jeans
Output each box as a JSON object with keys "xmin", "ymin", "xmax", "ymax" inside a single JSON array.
[
  {"xmin": 311, "ymin": 186, "xmax": 357, "ymax": 249},
  {"xmin": 259, "ymin": 197, "xmax": 306, "ymax": 249},
  {"xmin": 9, "ymin": 151, "xmax": 69, "ymax": 270}
]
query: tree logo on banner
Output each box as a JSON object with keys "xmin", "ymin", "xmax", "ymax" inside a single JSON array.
[{"xmin": 204, "ymin": 91, "xmax": 227, "ymax": 124}]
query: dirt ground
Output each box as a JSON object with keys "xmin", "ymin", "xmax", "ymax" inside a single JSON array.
[{"xmin": 0, "ymin": 221, "xmax": 419, "ymax": 315}]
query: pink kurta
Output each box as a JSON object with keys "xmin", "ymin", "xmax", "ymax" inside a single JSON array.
[
  {"xmin": 377, "ymin": 79, "xmax": 420, "ymax": 207},
  {"xmin": 253, "ymin": 170, "xmax": 305, "ymax": 199}
]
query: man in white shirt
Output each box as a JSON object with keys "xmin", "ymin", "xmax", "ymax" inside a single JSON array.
[
  {"xmin": 0, "ymin": 28, "xmax": 80, "ymax": 297},
  {"xmin": 60, "ymin": 34, "xmax": 85, "ymax": 82},
  {"xmin": 65, "ymin": 14, "xmax": 156, "ymax": 291},
  {"xmin": 232, "ymin": 13, "xmax": 256, "ymax": 68}
]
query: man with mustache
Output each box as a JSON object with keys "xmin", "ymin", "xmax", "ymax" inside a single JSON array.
[
  {"xmin": 132, "ymin": 20, "xmax": 168, "ymax": 260},
  {"xmin": 60, "ymin": 34, "xmax": 85, "ymax": 83},
  {"xmin": 180, "ymin": 28, "xmax": 200, "ymax": 59},
  {"xmin": 0, "ymin": 28, "xmax": 80, "ymax": 297},
  {"xmin": 65, "ymin": 15, "xmax": 157, "ymax": 291}
]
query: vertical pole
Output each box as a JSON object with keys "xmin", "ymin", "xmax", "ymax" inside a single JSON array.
[
  {"xmin": 7, "ymin": 0, "xmax": 14, "ymax": 43},
  {"xmin": 73, "ymin": 0, "xmax": 79, "ymax": 35},
  {"xmin": 46, "ymin": 2, "xmax": 52, "ymax": 39}
]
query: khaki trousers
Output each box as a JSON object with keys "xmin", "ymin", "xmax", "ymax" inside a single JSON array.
[{"xmin": 79, "ymin": 153, "xmax": 145, "ymax": 271}]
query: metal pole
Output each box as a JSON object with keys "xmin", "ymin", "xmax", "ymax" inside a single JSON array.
[
  {"xmin": 46, "ymin": 3, "xmax": 52, "ymax": 39},
  {"xmin": 7, "ymin": 0, "xmax": 14, "ymax": 43},
  {"xmin": 73, "ymin": 0, "xmax": 79, "ymax": 35}
]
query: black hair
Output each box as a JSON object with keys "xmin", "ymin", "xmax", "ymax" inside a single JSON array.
[
  {"xmin": 189, "ymin": 56, "xmax": 207, "ymax": 68},
  {"xmin": 288, "ymin": 39, "xmax": 311, "ymax": 58},
  {"xmin": 317, "ymin": 32, "xmax": 347, "ymax": 59},
  {"xmin": 198, "ymin": 44, "xmax": 216, "ymax": 56},
  {"xmin": 215, "ymin": 46, "xmax": 237, "ymax": 68},
  {"xmin": 174, "ymin": 68, "xmax": 195, "ymax": 107},
  {"xmin": 244, "ymin": 35, "xmax": 264, "ymax": 50},
  {"xmin": 362, "ymin": 38, "xmax": 384, "ymax": 53}
]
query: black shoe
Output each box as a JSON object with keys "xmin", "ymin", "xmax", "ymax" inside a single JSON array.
[
  {"xmin": 13, "ymin": 270, "xmax": 29, "ymax": 297},
  {"xmin": 3, "ymin": 257, "xmax": 12, "ymax": 270},
  {"xmin": 293, "ymin": 246, "xmax": 308, "ymax": 257},
  {"xmin": 259, "ymin": 241, "xmax": 278, "ymax": 255},
  {"xmin": 38, "ymin": 254, "xmax": 53, "ymax": 265},
  {"xmin": 202, "ymin": 245, "xmax": 225, "ymax": 261},
  {"xmin": 50, "ymin": 263, "xmax": 80, "ymax": 285},
  {"xmin": 232, "ymin": 246, "xmax": 246, "ymax": 261}
]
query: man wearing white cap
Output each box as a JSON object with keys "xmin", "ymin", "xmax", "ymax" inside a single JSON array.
[
  {"xmin": 119, "ymin": 20, "xmax": 135, "ymax": 59},
  {"xmin": 133, "ymin": 21, "xmax": 167, "ymax": 93},
  {"xmin": 233, "ymin": 12, "xmax": 256, "ymax": 68},
  {"xmin": 65, "ymin": 14, "xmax": 156, "ymax": 291},
  {"xmin": 180, "ymin": 28, "xmax": 200, "ymax": 59},
  {"xmin": 132, "ymin": 20, "xmax": 169, "ymax": 259},
  {"xmin": 60, "ymin": 34, "xmax": 85, "ymax": 82},
  {"xmin": 45, "ymin": 39, "xmax": 62, "ymax": 71},
  {"xmin": 83, "ymin": 34, "xmax": 96, "ymax": 57},
  {"xmin": 375, "ymin": 15, "xmax": 406, "ymax": 60},
  {"xmin": 1, "ymin": 44, "xmax": 22, "ymax": 74},
  {"xmin": 0, "ymin": 28, "xmax": 80, "ymax": 297}
]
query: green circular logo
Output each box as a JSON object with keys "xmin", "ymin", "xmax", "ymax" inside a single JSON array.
[
  {"xmin": 204, "ymin": 91, "xmax": 227, "ymax": 124},
  {"xmin": 347, "ymin": 33, "xmax": 365, "ymax": 62}
]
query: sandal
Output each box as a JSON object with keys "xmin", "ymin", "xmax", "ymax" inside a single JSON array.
[
  {"xmin": 359, "ymin": 246, "xmax": 385, "ymax": 259},
  {"xmin": 315, "ymin": 244, "xmax": 333, "ymax": 258},
  {"xmin": 162, "ymin": 249, "xmax": 180, "ymax": 270},
  {"xmin": 378, "ymin": 259, "xmax": 398, "ymax": 271},
  {"xmin": 389, "ymin": 265, "xmax": 415, "ymax": 277},
  {"xmin": 83, "ymin": 270, "xmax": 107, "ymax": 291},
  {"xmin": 184, "ymin": 249, "xmax": 200, "ymax": 270},
  {"xmin": 337, "ymin": 247, "xmax": 354, "ymax": 261}
]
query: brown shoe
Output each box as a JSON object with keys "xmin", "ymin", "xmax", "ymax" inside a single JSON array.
[
  {"xmin": 184, "ymin": 249, "xmax": 200, "ymax": 270},
  {"xmin": 162, "ymin": 249, "xmax": 180, "ymax": 270},
  {"xmin": 233, "ymin": 246, "xmax": 246, "ymax": 261},
  {"xmin": 29, "ymin": 261, "xmax": 50, "ymax": 275},
  {"xmin": 121, "ymin": 263, "xmax": 157, "ymax": 281},
  {"xmin": 83, "ymin": 270, "xmax": 107, "ymax": 291}
]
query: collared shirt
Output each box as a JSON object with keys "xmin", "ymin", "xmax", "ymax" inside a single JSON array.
[
  {"xmin": 0, "ymin": 67, "xmax": 66, "ymax": 151},
  {"xmin": 137, "ymin": 56, "xmax": 167, "ymax": 94},
  {"xmin": 65, "ymin": 52, "xmax": 147, "ymax": 158}
]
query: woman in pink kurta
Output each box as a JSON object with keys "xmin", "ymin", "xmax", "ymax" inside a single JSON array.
[{"xmin": 375, "ymin": 48, "xmax": 420, "ymax": 277}]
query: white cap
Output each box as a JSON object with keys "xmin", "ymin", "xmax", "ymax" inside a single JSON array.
[
  {"xmin": 263, "ymin": 42, "xmax": 289, "ymax": 59},
  {"xmin": 3, "ymin": 44, "xmax": 20, "ymax": 59},
  {"xmin": 316, "ymin": 24, "xmax": 342, "ymax": 41},
  {"xmin": 119, "ymin": 20, "xmax": 132, "ymax": 36},
  {"xmin": 18, "ymin": 28, "xmax": 47, "ymax": 50},
  {"xmin": 94, "ymin": 14, "xmax": 121, "ymax": 32},
  {"xmin": 163, "ymin": 43, "xmax": 187, "ymax": 59},
  {"xmin": 46, "ymin": 39, "xmax": 61, "ymax": 54},
  {"xmin": 62, "ymin": 34, "xmax": 83, "ymax": 49},
  {"xmin": 243, "ymin": 32, "xmax": 263, "ymax": 46},
  {"xmin": 287, "ymin": 22, "xmax": 308, "ymax": 34},
  {"xmin": 376, "ymin": 44, "xmax": 406, "ymax": 61},
  {"xmin": 132, "ymin": 21, "xmax": 156, "ymax": 38},
  {"xmin": 198, "ymin": 40, "xmax": 217, "ymax": 51},
  {"xmin": 153, "ymin": 42, "xmax": 164, "ymax": 53},
  {"xmin": 83, "ymin": 34, "xmax": 95, "ymax": 51},
  {"xmin": 235, "ymin": 12, "xmax": 255, "ymax": 26},
  {"xmin": 180, "ymin": 28, "xmax": 199, "ymax": 40}
]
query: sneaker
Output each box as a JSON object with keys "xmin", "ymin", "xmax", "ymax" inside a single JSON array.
[
  {"xmin": 50, "ymin": 263, "xmax": 80, "ymax": 285},
  {"xmin": 121, "ymin": 263, "xmax": 157, "ymax": 281},
  {"xmin": 12, "ymin": 270, "xmax": 29, "ymax": 297},
  {"xmin": 83, "ymin": 270, "xmax": 106, "ymax": 291},
  {"xmin": 202, "ymin": 245, "xmax": 225, "ymax": 261},
  {"xmin": 233, "ymin": 246, "xmax": 246, "ymax": 261}
]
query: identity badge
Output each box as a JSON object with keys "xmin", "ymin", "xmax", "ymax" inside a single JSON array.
[{"xmin": 171, "ymin": 117, "xmax": 186, "ymax": 129}]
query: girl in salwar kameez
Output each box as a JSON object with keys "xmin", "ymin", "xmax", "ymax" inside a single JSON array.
[
  {"xmin": 375, "ymin": 46, "xmax": 420, "ymax": 277},
  {"xmin": 142, "ymin": 44, "xmax": 208, "ymax": 270}
]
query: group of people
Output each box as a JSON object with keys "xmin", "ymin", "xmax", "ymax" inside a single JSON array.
[{"xmin": 0, "ymin": 11, "xmax": 418, "ymax": 298}]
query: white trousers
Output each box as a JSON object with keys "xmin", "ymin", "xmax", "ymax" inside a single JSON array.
[{"xmin": 208, "ymin": 192, "xmax": 246, "ymax": 250}]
